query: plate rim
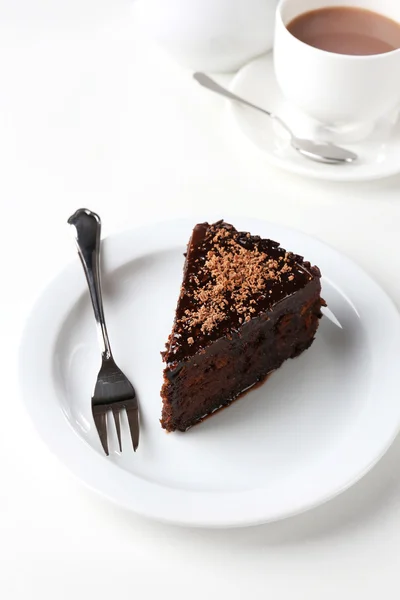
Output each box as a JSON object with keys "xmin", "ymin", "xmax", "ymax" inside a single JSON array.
[{"xmin": 18, "ymin": 216, "xmax": 400, "ymax": 527}]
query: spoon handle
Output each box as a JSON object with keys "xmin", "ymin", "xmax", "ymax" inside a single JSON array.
[{"xmin": 193, "ymin": 72, "xmax": 292, "ymax": 137}]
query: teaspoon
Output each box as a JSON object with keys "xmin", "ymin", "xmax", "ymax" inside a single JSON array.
[{"xmin": 193, "ymin": 72, "xmax": 358, "ymax": 165}]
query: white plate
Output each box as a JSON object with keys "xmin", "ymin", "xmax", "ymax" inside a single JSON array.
[
  {"xmin": 19, "ymin": 218, "xmax": 400, "ymax": 527},
  {"xmin": 229, "ymin": 53, "xmax": 400, "ymax": 182}
]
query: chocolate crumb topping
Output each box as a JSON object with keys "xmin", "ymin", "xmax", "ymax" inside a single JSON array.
[
  {"xmin": 165, "ymin": 221, "xmax": 320, "ymax": 363},
  {"xmin": 179, "ymin": 225, "xmax": 294, "ymax": 333}
]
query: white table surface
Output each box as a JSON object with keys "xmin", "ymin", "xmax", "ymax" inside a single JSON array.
[{"xmin": 2, "ymin": 1, "xmax": 400, "ymax": 598}]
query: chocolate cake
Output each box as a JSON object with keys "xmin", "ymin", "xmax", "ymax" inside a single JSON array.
[{"xmin": 161, "ymin": 221, "xmax": 324, "ymax": 432}]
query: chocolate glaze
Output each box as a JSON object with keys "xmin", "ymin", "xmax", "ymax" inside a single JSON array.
[{"xmin": 164, "ymin": 221, "xmax": 320, "ymax": 365}]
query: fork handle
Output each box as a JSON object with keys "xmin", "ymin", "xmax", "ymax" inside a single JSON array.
[{"xmin": 68, "ymin": 208, "xmax": 113, "ymax": 360}]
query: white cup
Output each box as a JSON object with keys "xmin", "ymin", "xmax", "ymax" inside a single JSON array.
[{"xmin": 274, "ymin": 0, "xmax": 400, "ymax": 141}]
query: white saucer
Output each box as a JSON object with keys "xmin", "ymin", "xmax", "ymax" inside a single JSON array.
[
  {"xmin": 19, "ymin": 218, "xmax": 400, "ymax": 527},
  {"xmin": 229, "ymin": 53, "xmax": 400, "ymax": 182}
]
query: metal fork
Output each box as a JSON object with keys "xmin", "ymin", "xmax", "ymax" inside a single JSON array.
[{"xmin": 68, "ymin": 208, "xmax": 139, "ymax": 456}]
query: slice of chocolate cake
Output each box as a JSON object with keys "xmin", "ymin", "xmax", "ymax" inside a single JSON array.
[{"xmin": 161, "ymin": 221, "xmax": 325, "ymax": 432}]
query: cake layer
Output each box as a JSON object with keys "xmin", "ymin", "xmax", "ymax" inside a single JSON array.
[{"xmin": 161, "ymin": 279, "xmax": 322, "ymax": 431}]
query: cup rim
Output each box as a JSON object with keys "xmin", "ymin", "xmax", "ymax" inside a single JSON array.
[{"xmin": 276, "ymin": 0, "xmax": 400, "ymax": 60}]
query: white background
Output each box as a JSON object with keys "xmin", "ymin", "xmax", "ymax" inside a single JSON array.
[{"xmin": 2, "ymin": 1, "xmax": 400, "ymax": 598}]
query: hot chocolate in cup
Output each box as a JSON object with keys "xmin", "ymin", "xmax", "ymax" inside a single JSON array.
[{"xmin": 274, "ymin": 0, "xmax": 400, "ymax": 143}]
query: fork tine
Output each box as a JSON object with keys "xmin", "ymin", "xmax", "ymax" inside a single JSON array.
[
  {"xmin": 93, "ymin": 411, "xmax": 109, "ymax": 456},
  {"xmin": 112, "ymin": 408, "xmax": 122, "ymax": 452},
  {"xmin": 126, "ymin": 406, "xmax": 139, "ymax": 452}
]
